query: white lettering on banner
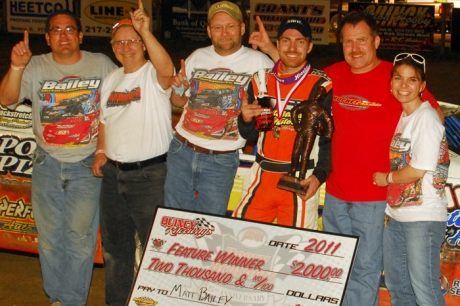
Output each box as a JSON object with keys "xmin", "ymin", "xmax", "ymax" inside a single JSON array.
[
  {"xmin": 9, "ymin": 1, "xmax": 65, "ymax": 16},
  {"xmin": 445, "ymin": 184, "xmax": 460, "ymax": 248}
]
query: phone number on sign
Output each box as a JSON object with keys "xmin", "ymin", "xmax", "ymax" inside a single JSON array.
[{"xmin": 85, "ymin": 26, "xmax": 111, "ymax": 34}]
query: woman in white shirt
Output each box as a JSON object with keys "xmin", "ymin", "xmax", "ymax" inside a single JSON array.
[{"xmin": 373, "ymin": 53, "xmax": 450, "ymax": 306}]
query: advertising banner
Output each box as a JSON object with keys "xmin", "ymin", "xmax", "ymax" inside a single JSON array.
[
  {"xmin": 128, "ymin": 207, "xmax": 358, "ymax": 305},
  {"xmin": 6, "ymin": 0, "xmax": 72, "ymax": 34},
  {"xmin": 348, "ymin": 2, "xmax": 435, "ymax": 50},
  {"xmin": 0, "ymin": 104, "xmax": 37, "ymax": 253},
  {"xmin": 80, "ymin": 0, "xmax": 152, "ymax": 37},
  {"xmin": 0, "ymin": 104, "xmax": 104, "ymax": 263},
  {"xmin": 249, "ymin": 0, "xmax": 330, "ymax": 45},
  {"xmin": 161, "ymin": 0, "xmax": 215, "ymax": 42}
]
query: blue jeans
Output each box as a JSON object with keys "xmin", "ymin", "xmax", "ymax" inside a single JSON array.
[
  {"xmin": 100, "ymin": 161, "xmax": 166, "ymax": 306},
  {"xmin": 164, "ymin": 136, "xmax": 239, "ymax": 215},
  {"xmin": 322, "ymin": 193, "xmax": 386, "ymax": 306},
  {"xmin": 383, "ymin": 216, "xmax": 446, "ymax": 306},
  {"xmin": 32, "ymin": 146, "xmax": 100, "ymax": 306}
]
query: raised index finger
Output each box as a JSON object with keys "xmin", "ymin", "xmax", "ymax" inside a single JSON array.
[
  {"xmin": 255, "ymin": 15, "xmax": 266, "ymax": 34},
  {"xmin": 242, "ymin": 91, "xmax": 249, "ymax": 106},
  {"xmin": 180, "ymin": 59, "xmax": 187, "ymax": 78},
  {"xmin": 138, "ymin": 0, "xmax": 144, "ymax": 10},
  {"xmin": 24, "ymin": 30, "xmax": 29, "ymax": 49}
]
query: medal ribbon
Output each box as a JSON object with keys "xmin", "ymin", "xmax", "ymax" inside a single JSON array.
[{"xmin": 274, "ymin": 60, "xmax": 311, "ymax": 119}]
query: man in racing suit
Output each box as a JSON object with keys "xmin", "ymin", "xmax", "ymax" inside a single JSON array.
[{"xmin": 232, "ymin": 17, "xmax": 332, "ymax": 229}]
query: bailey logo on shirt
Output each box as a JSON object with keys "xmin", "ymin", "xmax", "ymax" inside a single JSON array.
[{"xmin": 40, "ymin": 77, "xmax": 101, "ymax": 93}]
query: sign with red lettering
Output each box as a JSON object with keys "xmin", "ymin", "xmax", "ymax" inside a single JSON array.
[
  {"xmin": 129, "ymin": 207, "xmax": 358, "ymax": 305},
  {"xmin": 348, "ymin": 2, "xmax": 435, "ymax": 51}
]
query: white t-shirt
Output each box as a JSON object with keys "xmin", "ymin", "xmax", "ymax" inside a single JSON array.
[
  {"xmin": 385, "ymin": 102, "xmax": 449, "ymax": 222},
  {"xmin": 100, "ymin": 62, "xmax": 173, "ymax": 162},
  {"xmin": 175, "ymin": 45, "xmax": 273, "ymax": 151}
]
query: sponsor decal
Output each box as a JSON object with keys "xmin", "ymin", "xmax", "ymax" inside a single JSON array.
[
  {"xmin": 84, "ymin": 1, "xmax": 136, "ymax": 25},
  {"xmin": 161, "ymin": 216, "xmax": 215, "ymax": 238},
  {"xmin": 151, "ymin": 238, "xmax": 166, "ymax": 251}
]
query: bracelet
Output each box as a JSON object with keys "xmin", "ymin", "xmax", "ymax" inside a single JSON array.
[
  {"xmin": 387, "ymin": 172, "xmax": 394, "ymax": 184},
  {"xmin": 11, "ymin": 64, "xmax": 25, "ymax": 71},
  {"xmin": 95, "ymin": 149, "xmax": 105, "ymax": 155}
]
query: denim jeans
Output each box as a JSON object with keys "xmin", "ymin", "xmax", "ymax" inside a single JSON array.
[
  {"xmin": 322, "ymin": 193, "xmax": 386, "ymax": 306},
  {"xmin": 31, "ymin": 146, "xmax": 100, "ymax": 306},
  {"xmin": 164, "ymin": 136, "xmax": 239, "ymax": 215},
  {"xmin": 100, "ymin": 161, "xmax": 166, "ymax": 306},
  {"xmin": 383, "ymin": 216, "xmax": 446, "ymax": 306}
]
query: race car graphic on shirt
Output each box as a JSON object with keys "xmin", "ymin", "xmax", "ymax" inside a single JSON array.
[
  {"xmin": 39, "ymin": 76, "xmax": 102, "ymax": 147},
  {"xmin": 183, "ymin": 68, "xmax": 250, "ymax": 140},
  {"xmin": 387, "ymin": 133, "xmax": 450, "ymax": 208}
]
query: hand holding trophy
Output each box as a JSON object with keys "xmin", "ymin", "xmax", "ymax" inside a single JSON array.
[{"xmin": 277, "ymin": 86, "xmax": 333, "ymax": 195}]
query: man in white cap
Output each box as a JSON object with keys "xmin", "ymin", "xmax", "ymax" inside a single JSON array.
[{"xmin": 165, "ymin": 1, "xmax": 273, "ymax": 215}]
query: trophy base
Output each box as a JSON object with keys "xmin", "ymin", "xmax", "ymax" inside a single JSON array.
[{"xmin": 277, "ymin": 175, "xmax": 306, "ymax": 195}]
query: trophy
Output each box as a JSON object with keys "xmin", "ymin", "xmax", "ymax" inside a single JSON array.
[
  {"xmin": 254, "ymin": 69, "xmax": 273, "ymax": 131},
  {"xmin": 277, "ymin": 86, "xmax": 333, "ymax": 195}
]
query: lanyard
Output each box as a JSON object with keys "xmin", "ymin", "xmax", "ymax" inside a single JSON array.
[{"xmin": 273, "ymin": 60, "xmax": 310, "ymax": 119}]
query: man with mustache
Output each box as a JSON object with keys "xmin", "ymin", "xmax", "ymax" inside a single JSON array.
[{"xmin": 248, "ymin": 11, "xmax": 442, "ymax": 306}]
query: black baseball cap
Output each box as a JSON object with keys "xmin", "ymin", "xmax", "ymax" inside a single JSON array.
[{"xmin": 277, "ymin": 17, "xmax": 312, "ymax": 40}]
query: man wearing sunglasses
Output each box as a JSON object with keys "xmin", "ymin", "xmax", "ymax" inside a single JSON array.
[
  {"xmin": 0, "ymin": 9, "xmax": 116, "ymax": 306},
  {"xmin": 165, "ymin": 1, "xmax": 273, "ymax": 216},
  {"xmin": 90, "ymin": 0, "xmax": 175, "ymax": 304}
]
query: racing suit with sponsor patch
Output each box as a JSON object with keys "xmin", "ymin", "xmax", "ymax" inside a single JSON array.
[{"xmin": 232, "ymin": 67, "xmax": 332, "ymax": 229}]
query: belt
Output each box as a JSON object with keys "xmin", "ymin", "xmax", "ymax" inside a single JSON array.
[
  {"xmin": 256, "ymin": 153, "xmax": 314, "ymax": 173},
  {"xmin": 107, "ymin": 153, "xmax": 167, "ymax": 171},
  {"xmin": 175, "ymin": 133, "xmax": 237, "ymax": 155}
]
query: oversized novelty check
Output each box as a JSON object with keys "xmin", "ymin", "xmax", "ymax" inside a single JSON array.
[{"xmin": 128, "ymin": 207, "xmax": 358, "ymax": 306}]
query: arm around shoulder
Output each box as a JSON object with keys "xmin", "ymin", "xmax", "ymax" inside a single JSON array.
[{"xmin": 422, "ymin": 88, "xmax": 444, "ymax": 123}]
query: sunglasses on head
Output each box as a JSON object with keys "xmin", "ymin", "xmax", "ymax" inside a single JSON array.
[{"xmin": 394, "ymin": 53, "xmax": 426, "ymax": 72}]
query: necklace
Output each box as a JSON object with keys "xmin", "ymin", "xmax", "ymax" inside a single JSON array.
[
  {"xmin": 272, "ymin": 60, "xmax": 310, "ymax": 85},
  {"xmin": 273, "ymin": 60, "xmax": 311, "ymax": 120}
]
